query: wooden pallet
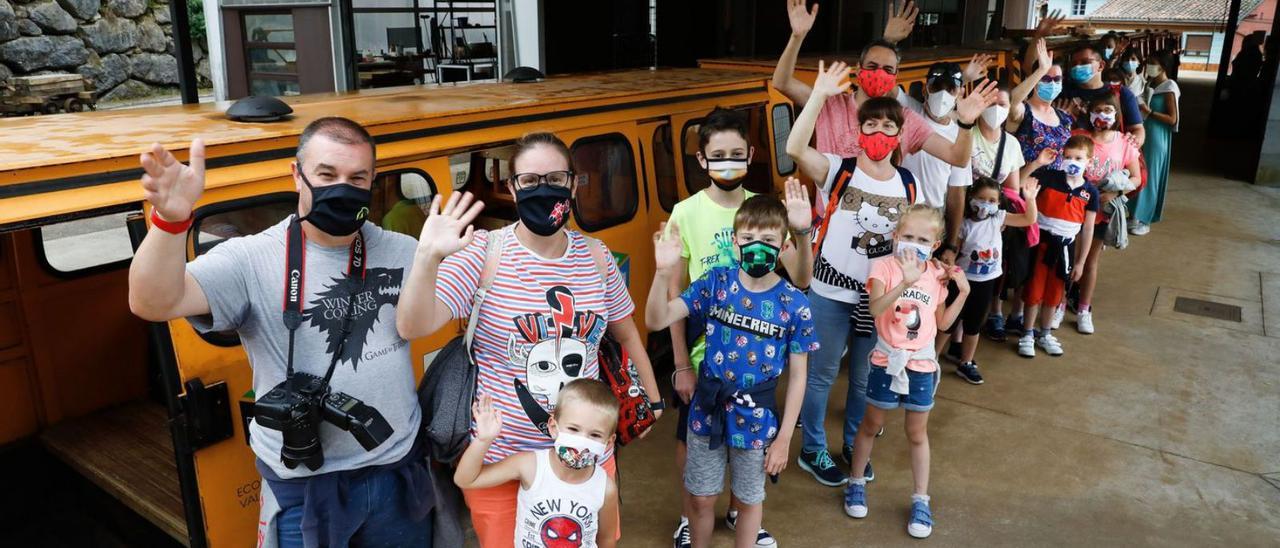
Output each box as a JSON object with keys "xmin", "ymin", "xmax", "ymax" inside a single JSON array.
[{"xmin": 39, "ymin": 401, "xmax": 189, "ymax": 546}]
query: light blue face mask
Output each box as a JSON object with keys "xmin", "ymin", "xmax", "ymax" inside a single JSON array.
[
  {"xmin": 1123, "ymin": 60, "xmax": 1139, "ymax": 74},
  {"xmin": 1103, "ymin": 47, "xmax": 1114, "ymax": 60},
  {"xmin": 1070, "ymin": 63, "xmax": 1095, "ymax": 83},
  {"xmin": 1037, "ymin": 81, "xmax": 1063, "ymax": 102}
]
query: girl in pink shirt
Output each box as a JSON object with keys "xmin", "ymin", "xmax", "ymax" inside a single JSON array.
[
  {"xmin": 1066, "ymin": 94, "xmax": 1141, "ymax": 335},
  {"xmin": 842, "ymin": 205, "xmax": 969, "ymax": 539}
]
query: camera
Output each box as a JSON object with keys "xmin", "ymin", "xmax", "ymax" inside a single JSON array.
[{"xmin": 254, "ymin": 372, "xmax": 394, "ymax": 471}]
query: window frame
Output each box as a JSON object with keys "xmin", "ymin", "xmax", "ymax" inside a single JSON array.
[
  {"xmin": 771, "ymin": 103, "xmax": 797, "ymax": 177},
  {"xmin": 569, "ymin": 132, "xmax": 640, "ymax": 232},
  {"xmin": 650, "ymin": 123, "xmax": 680, "ymax": 213},
  {"xmin": 369, "ymin": 167, "xmax": 438, "ymax": 238},
  {"xmin": 681, "ymin": 104, "xmax": 776, "ymax": 195},
  {"xmin": 33, "ymin": 204, "xmax": 141, "ymax": 279},
  {"xmin": 1070, "ymin": 0, "xmax": 1087, "ymax": 17}
]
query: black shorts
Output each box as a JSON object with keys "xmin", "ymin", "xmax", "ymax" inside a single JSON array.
[
  {"xmin": 958, "ymin": 278, "xmax": 998, "ymax": 334},
  {"xmin": 675, "ymin": 397, "xmax": 690, "ymax": 443}
]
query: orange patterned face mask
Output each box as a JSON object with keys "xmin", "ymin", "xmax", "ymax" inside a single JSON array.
[
  {"xmin": 858, "ymin": 131, "xmax": 899, "ymax": 161},
  {"xmin": 857, "ymin": 67, "xmax": 897, "ymax": 98}
]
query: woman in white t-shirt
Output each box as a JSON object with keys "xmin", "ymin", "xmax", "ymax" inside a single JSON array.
[
  {"xmin": 970, "ymin": 86, "xmax": 1026, "ymax": 189},
  {"xmin": 948, "ymin": 177, "xmax": 1040, "ymax": 384}
]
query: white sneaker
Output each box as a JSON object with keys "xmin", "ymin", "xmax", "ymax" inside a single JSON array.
[
  {"xmin": 1129, "ymin": 222, "xmax": 1150, "ymax": 235},
  {"xmin": 1017, "ymin": 333, "xmax": 1036, "ymax": 358},
  {"xmin": 1050, "ymin": 305, "xmax": 1066, "ymax": 330},
  {"xmin": 1037, "ymin": 333, "xmax": 1064, "ymax": 356},
  {"xmin": 1077, "ymin": 311, "xmax": 1095, "ymax": 334}
]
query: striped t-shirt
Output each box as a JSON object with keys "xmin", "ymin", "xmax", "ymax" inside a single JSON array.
[{"xmin": 436, "ymin": 227, "xmax": 634, "ymax": 463}]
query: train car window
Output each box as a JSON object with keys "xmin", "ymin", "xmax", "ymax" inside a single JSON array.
[
  {"xmin": 652, "ymin": 123, "xmax": 679, "ymax": 212},
  {"xmin": 771, "ymin": 104, "xmax": 797, "ymax": 176},
  {"xmin": 571, "ymin": 134, "xmax": 639, "ymax": 231},
  {"xmin": 681, "ymin": 105, "xmax": 775, "ymax": 195},
  {"xmin": 451, "ymin": 144, "xmax": 518, "ymax": 231},
  {"xmin": 192, "ymin": 195, "xmax": 297, "ymax": 257},
  {"xmin": 37, "ymin": 211, "xmax": 137, "ymax": 275},
  {"xmin": 368, "ymin": 169, "xmax": 436, "ymax": 239},
  {"xmin": 189, "ymin": 193, "xmax": 296, "ymax": 347}
]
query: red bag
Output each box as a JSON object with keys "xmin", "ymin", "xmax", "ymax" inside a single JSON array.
[{"xmin": 597, "ymin": 333, "xmax": 656, "ymax": 446}]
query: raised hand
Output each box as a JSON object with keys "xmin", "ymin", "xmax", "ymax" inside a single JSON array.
[
  {"xmin": 472, "ymin": 393, "xmax": 504, "ymax": 442},
  {"xmin": 883, "ymin": 1, "xmax": 919, "ymax": 44},
  {"xmin": 812, "ymin": 60, "xmax": 851, "ymax": 99},
  {"xmin": 783, "ymin": 177, "xmax": 813, "ymax": 232},
  {"xmin": 417, "ymin": 191, "xmax": 484, "ymax": 261},
  {"xmin": 897, "ymin": 251, "xmax": 923, "ymax": 286},
  {"xmin": 955, "ymin": 79, "xmax": 999, "ymax": 124},
  {"xmin": 140, "ymin": 139, "xmax": 206, "ymax": 222},
  {"xmin": 1021, "ymin": 176, "xmax": 1041, "ymax": 201},
  {"xmin": 1034, "ymin": 39, "xmax": 1051, "ymax": 71},
  {"xmin": 654, "ymin": 221, "xmax": 684, "ymax": 272},
  {"xmin": 1034, "ymin": 9, "xmax": 1064, "ymax": 39},
  {"xmin": 787, "ymin": 0, "xmax": 819, "ymax": 38},
  {"xmin": 963, "ymin": 54, "xmax": 995, "ymax": 83}
]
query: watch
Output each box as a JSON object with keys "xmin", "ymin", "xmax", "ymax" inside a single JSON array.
[
  {"xmin": 957, "ymin": 119, "xmax": 976, "ymax": 130},
  {"xmin": 649, "ymin": 400, "xmax": 666, "ymax": 411}
]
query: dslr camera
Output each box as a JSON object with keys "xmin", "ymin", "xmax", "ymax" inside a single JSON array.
[{"xmin": 254, "ymin": 372, "xmax": 394, "ymax": 471}]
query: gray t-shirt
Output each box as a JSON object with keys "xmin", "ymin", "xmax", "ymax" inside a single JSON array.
[{"xmin": 187, "ymin": 218, "xmax": 421, "ymax": 479}]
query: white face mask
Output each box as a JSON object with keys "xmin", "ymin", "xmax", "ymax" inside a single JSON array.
[
  {"xmin": 981, "ymin": 104, "xmax": 1009, "ymax": 128},
  {"xmin": 1063, "ymin": 159, "xmax": 1088, "ymax": 179},
  {"xmin": 896, "ymin": 240, "xmax": 933, "ymax": 263},
  {"xmin": 970, "ymin": 199, "xmax": 1000, "ymax": 219},
  {"xmin": 1146, "ymin": 64, "xmax": 1162, "ymax": 77},
  {"xmin": 927, "ymin": 90, "xmax": 957, "ymax": 118},
  {"xmin": 553, "ymin": 432, "xmax": 607, "ymax": 470}
]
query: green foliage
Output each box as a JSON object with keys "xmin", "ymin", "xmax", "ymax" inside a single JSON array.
[{"xmin": 187, "ymin": 0, "xmax": 207, "ymax": 47}]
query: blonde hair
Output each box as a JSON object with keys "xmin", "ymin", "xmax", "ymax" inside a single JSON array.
[
  {"xmin": 554, "ymin": 379, "xmax": 620, "ymax": 430},
  {"xmin": 897, "ymin": 204, "xmax": 945, "ymax": 239}
]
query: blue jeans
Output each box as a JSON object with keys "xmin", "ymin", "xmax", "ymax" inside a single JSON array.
[
  {"xmin": 276, "ymin": 468, "xmax": 433, "ymax": 548},
  {"xmin": 800, "ymin": 292, "xmax": 877, "ymax": 453}
]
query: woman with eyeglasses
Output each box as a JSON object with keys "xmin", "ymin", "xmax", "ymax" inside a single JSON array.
[
  {"xmin": 397, "ymin": 132, "xmax": 662, "ymax": 547},
  {"xmin": 1009, "ymin": 41, "xmax": 1074, "ymax": 177}
]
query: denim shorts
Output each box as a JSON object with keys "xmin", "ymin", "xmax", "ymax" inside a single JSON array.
[{"xmin": 866, "ymin": 365, "xmax": 940, "ymax": 412}]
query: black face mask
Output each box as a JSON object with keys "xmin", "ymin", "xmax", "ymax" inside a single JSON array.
[
  {"xmin": 300, "ymin": 171, "xmax": 371, "ymax": 236},
  {"xmin": 515, "ymin": 184, "xmax": 573, "ymax": 236}
]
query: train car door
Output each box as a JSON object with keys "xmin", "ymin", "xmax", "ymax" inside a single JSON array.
[{"xmin": 637, "ymin": 119, "xmax": 680, "ymax": 232}]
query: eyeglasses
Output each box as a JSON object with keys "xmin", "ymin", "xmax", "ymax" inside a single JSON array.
[
  {"xmin": 1040, "ymin": 75, "xmax": 1063, "ymax": 83},
  {"xmin": 511, "ymin": 170, "xmax": 574, "ymax": 190}
]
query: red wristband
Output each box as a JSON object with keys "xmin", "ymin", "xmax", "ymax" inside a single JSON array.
[{"xmin": 151, "ymin": 208, "xmax": 193, "ymax": 234}]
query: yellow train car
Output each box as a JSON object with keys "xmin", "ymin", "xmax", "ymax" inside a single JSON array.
[{"xmin": 0, "ymin": 67, "xmax": 796, "ymax": 547}]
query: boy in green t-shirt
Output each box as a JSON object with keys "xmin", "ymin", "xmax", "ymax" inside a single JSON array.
[{"xmin": 665, "ymin": 107, "xmax": 814, "ymax": 548}]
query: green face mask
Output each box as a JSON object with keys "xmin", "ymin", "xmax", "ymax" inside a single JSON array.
[{"xmin": 738, "ymin": 240, "xmax": 780, "ymax": 278}]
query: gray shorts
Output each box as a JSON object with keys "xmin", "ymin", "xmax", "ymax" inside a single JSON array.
[{"xmin": 684, "ymin": 434, "xmax": 767, "ymax": 505}]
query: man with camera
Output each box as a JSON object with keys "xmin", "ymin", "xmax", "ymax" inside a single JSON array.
[{"xmin": 128, "ymin": 117, "xmax": 432, "ymax": 547}]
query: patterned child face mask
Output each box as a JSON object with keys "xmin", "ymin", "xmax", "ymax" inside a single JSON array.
[
  {"xmin": 896, "ymin": 240, "xmax": 933, "ymax": 263},
  {"xmin": 970, "ymin": 199, "xmax": 1000, "ymax": 219},
  {"xmin": 738, "ymin": 240, "xmax": 780, "ymax": 278},
  {"xmin": 553, "ymin": 432, "xmax": 606, "ymax": 470}
]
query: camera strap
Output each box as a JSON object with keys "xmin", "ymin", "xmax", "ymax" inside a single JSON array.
[{"xmin": 283, "ymin": 217, "xmax": 367, "ymax": 385}]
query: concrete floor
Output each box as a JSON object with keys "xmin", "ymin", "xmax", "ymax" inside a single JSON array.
[{"xmin": 615, "ymin": 74, "xmax": 1280, "ymax": 546}]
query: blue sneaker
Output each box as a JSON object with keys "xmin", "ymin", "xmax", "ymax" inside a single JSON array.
[
  {"xmin": 1006, "ymin": 315, "xmax": 1025, "ymax": 337},
  {"xmin": 908, "ymin": 500, "xmax": 933, "ymax": 538},
  {"xmin": 843, "ymin": 482, "xmax": 868, "ymax": 518},
  {"xmin": 798, "ymin": 449, "xmax": 848, "ymax": 487},
  {"xmin": 985, "ymin": 314, "xmax": 1006, "ymax": 342}
]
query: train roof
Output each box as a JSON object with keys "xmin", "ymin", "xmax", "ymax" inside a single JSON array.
[{"xmin": 0, "ymin": 68, "xmax": 767, "ymax": 177}]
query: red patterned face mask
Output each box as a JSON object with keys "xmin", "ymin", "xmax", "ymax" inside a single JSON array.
[
  {"xmin": 858, "ymin": 131, "xmax": 899, "ymax": 161},
  {"xmin": 857, "ymin": 67, "xmax": 897, "ymax": 98}
]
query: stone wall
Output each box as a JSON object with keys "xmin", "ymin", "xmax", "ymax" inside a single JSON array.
[{"xmin": 0, "ymin": 0, "xmax": 211, "ymax": 104}]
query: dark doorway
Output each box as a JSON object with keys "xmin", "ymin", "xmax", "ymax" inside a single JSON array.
[{"xmin": 543, "ymin": 0, "xmax": 653, "ymax": 74}]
